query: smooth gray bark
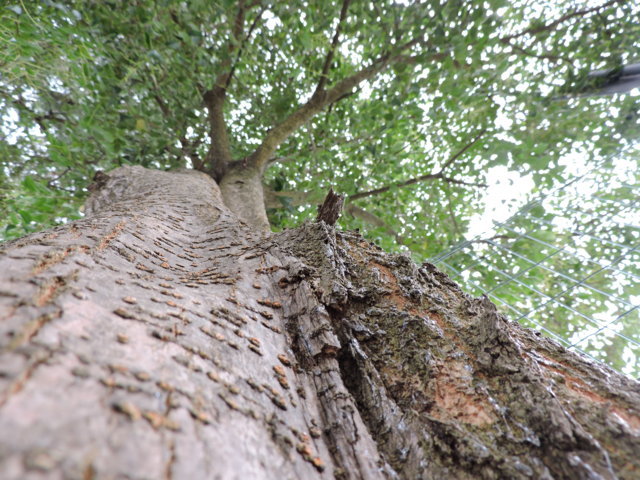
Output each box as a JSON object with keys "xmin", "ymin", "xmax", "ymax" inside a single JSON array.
[{"xmin": 0, "ymin": 167, "xmax": 639, "ymax": 480}]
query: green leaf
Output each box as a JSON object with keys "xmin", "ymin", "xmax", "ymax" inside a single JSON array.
[{"xmin": 22, "ymin": 176, "xmax": 38, "ymax": 193}]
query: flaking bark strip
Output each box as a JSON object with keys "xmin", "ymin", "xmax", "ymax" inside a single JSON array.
[{"xmin": 316, "ymin": 188, "xmax": 344, "ymax": 226}]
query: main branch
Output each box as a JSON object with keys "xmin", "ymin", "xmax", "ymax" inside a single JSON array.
[
  {"xmin": 203, "ymin": 1, "xmax": 263, "ymax": 180},
  {"xmin": 247, "ymin": 36, "xmax": 426, "ymax": 173}
]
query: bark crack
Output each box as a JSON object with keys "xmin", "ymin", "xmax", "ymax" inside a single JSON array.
[{"xmin": 0, "ymin": 349, "xmax": 53, "ymax": 408}]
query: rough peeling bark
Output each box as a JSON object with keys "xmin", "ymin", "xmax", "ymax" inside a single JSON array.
[{"xmin": 0, "ymin": 166, "xmax": 638, "ymax": 480}]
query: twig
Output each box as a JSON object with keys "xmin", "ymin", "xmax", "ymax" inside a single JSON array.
[
  {"xmin": 350, "ymin": 129, "xmax": 488, "ymax": 201},
  {"xmin": 46, "ymin": 166, "xmax": 71, "ymax": 188},
  {"xmin": 344, "ymin": 203, "xmax": 405, "ymax": 244},
  {"xmin": 247, "ymin": 33, "xmax": 428, "ymax": 171},
  {"xmin": 438, "ymin": 128, "xmax": 487, "ymax": 172},
  {"xmin": 503, "ymin": 40, "xmax": 572, "ymax": 65},
  {"xmin": 500, "ymin": 0, "xmax": 623, "ymax": 43},
  {"xmin": 314, "ymin": 0, "xmax": 352, "ymax": 96},
  {"xmin": 226, "ymin": 5, "xmax": 266, "ymax": 89}
]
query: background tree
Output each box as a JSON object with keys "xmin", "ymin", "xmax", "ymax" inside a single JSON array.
[{"xmin": 1, "ymin": 1, "xmax": 640, "ymax": 479}]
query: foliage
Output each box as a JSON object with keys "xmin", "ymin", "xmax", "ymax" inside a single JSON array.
[{"xmin": 1, "ymin": 0, "xmax": 638, "ymax": 256}]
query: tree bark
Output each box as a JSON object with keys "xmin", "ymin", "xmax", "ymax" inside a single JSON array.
[{"xmin": 0, "ymin": 166, "xmax": 638, "ymax": 480}]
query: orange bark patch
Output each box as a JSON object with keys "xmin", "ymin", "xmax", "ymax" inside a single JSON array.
[
  {"xmin": 369, "ymin": 261, "xmax": 409, "ymax": 310},
  {"xmin": 610, "ymin": 408, "xmax": 640, "ymax": 434},
  {"xmin": 0, "ymin": 352, "xmax": 50, "ymax": 406},
  {"xmin": 33, "ymin": 247, "xmax": 76, "ymax": 275},
  {"xmin": 34, "ymin": 276, "xmax": 66, "ymax": 307},
  {"xmin": 428, "ymin": 311, "xmax": 447, "ymax": 330},
  {"xmin": 96, "ymin": 220, "xmax": 126, "ymax": 251},
  {"xmin": 536, "ymin": 353, "xmax": 640, "ymax": 434},
  {"xmin": 431, "ymin": 360, "xmax": 496, "ymax": 427},
  {"xmin": 369, "ymin": 262, "xmax": 448, "ymax": 331},
  {"xmin": 9, "ymin": 313, "xmax": 60, "ymax": 350}
]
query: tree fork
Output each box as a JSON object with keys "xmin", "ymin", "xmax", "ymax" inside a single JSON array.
[{"xmin": 0, "ymin": 167, "xmax": 638, "ymax": 479}]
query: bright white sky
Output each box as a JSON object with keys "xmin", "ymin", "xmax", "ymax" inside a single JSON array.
[{"xmin": 465, "ymin": 86, "xmax": 640, "ymax": 241}]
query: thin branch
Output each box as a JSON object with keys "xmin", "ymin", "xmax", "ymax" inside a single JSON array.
[
  {"xmin": 438, "ymin": 128, "xmax": 486, "ymax": 172},
  {"xmin": 503, "ymin": 40, "xmax": 572, "ymax": 66},
  {"xmin": 265, "ymin": 171, "xmax": 487, "ymax": 211},
  {"xmin": 500, "ymin": 0, "xmax": 623, "ymax": 43},
  {"xmin": 344, "ymin": 204, "xmax": 405, "ymax": 245},
  {"xmin": 152, "ymin": 92, "xmax": 203, "ymax": 169},
  {"xmin": 46, "ymin": 167, "xmax": 71, "ymax": 188},
  {"xmin": 263, "ymin": 189, "xmax": 322, "ymax": 209},
  {"xmin": 266, "ymin": 127, "xmax": 487, "ymax": 208},
  {"xmin": 225, "ymin": 5, "xmax": 266, "ymax": 89},
  {"xmin": 350, "ymin": 129, "xmax": 488, "ymax": 201},
  {"xmin": 212, "ymin": 0, "xmax": 260, "ymax": 92},
  {"xmin": 349, "ymin": 173, "xmax": 438, "ymax": 201},
  {"xmin": 349, "ymin": 172, "xmax": 488, "ymax": 201},
  {"xmin": 467, "ymin": 234, "xmax": 514, "ymax": 246},
  {"xmin": 439, "ymin": 176, "xmax": 488, "ymax": 188},
  {"xmin": 315, "ymin": 0, "xmax": 352, "ymax": 95},
  {"xmin": 4, "ymin": 92, "xmax": 66, "ymax": 133},
  {"xmin": 267, "ymin": 130, "xmax": 378, "ymax": 165},
  {"xmin": 152, "ymin": 93, "xmax": 170, "ymax": 117},
  {"xmin": 443, "ymin": 186, "xmax": 462, "ymax": 239},
  {"xmin": 203, "ymin": 0, "xmax": 259, "ymax": 179}
]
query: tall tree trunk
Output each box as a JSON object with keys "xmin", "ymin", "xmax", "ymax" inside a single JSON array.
[{"xmin": 0, "ymin": 166, "xmax": 638, "ymax": 480}]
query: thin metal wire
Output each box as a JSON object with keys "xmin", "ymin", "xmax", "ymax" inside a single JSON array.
[
  {"xmin": 514, "ymin": 243, "xmax": 639, "ymax": 322},
  {"xmin": 452, "ymin": 244, "xmax": 640, "ymax": 348},
  {"xmin": 482, "ymin": 238, "xmax": 635, "ymax": 308},
  {"xmin": 439, "ymin": 260, "xmax": 611, "ymax": 368},
  {"xmin": 570, "ymin": 305, "xmax": 639, "ymax": 348},
  {"xmin": 520, "ymin": 208, "xmax": 639, "ymax": 251},
  {"xmin": 488, "ymin": 223, "xmax": 640, "ymax": 283},
  {"xmin": 430, "ymin": 147, "xmax": 639, "ymax": 376},
  {"xmin": 430, "ymin": 189, "xmax": 574, "ymax": 264},
  {"xmin": 438, "ymin": 261, "xmax": 572, "ymax": 346},
  {"xmin": 555, "ymin": 203, "xmax": 640, "ymax": 233},
  {"xmin": 589, "ymin": 192, "xmax": 636, "ymax": 208},
  {"xmin": 505, "ymin": 211, "xmax": 640, "ymax": 280},
  {"xmin": 433, "ymin": 177, "xmax": 638, "ymax": 277},
  {"xmin": 443, "ymin": 201, "xmax": 639, "ymax": 303},
  {"xmin": 429, "ymin": 154, "xmax": 623, "ymax": 264}
]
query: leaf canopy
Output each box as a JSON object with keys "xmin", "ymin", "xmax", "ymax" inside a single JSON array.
[{"xmin": 1, "ymin": 0, "xmax": 638, "ymax": 259}]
